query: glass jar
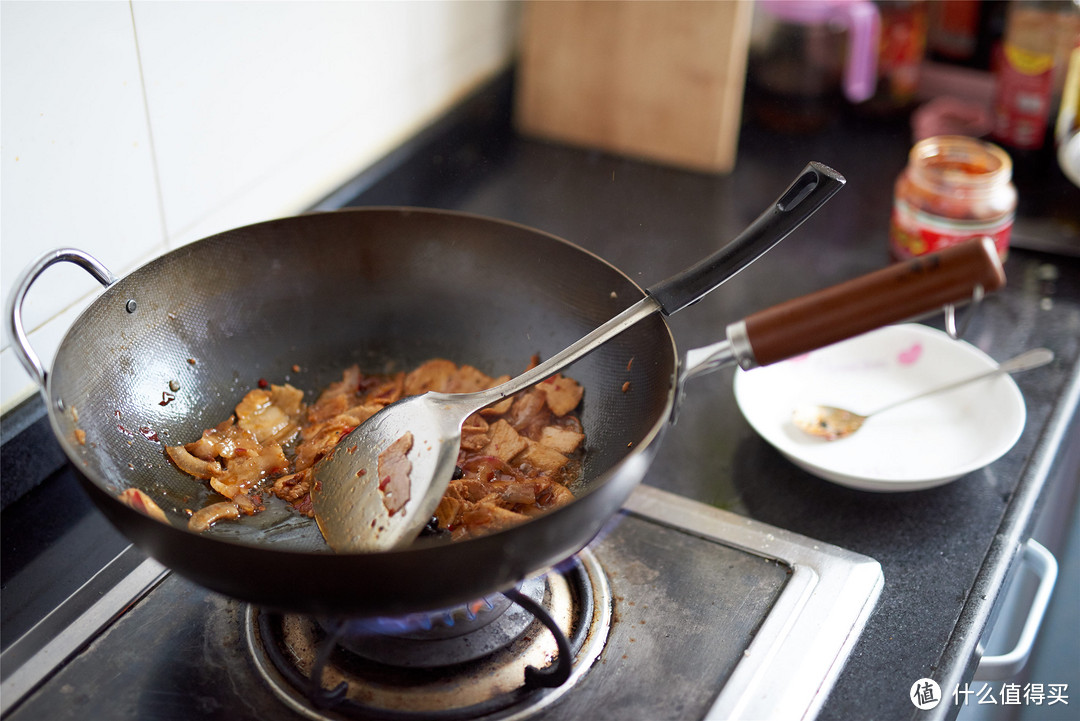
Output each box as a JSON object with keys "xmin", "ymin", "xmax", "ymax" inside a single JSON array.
[{"xmin": 889, "ymin": 135, "xmax": 1017, "ymax": 260}]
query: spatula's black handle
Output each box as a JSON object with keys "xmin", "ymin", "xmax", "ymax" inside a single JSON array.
[{"xmin": 646, "ymin": 162, "xmax": 846, "ymax": 316}]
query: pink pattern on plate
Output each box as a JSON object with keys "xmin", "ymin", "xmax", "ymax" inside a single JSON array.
[{"xmin": 897, "ymin": 343, "xmax": 923, "ymax": 366}]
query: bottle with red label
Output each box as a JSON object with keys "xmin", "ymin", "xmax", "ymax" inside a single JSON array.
[
  {"xmin": 992, "ymin": 0, "xmax": 1080, "ymax": 152},
  {"xmin": 861, "ymin": 0, "xmax": 929, "ymax": 116},
  {"xmin": 890, "ymin": 135, "xmax": 1017, "ymax": 260}
]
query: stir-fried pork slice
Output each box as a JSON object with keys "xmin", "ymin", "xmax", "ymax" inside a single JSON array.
[
  {"xmin": 318, "ymin": 365, "xmax": 363, "ymax": 403},
  {"xmin": 165, "ymin": 445, "xmax": 223, "ymax": 480},
  {"xmin": 363, "ymin": 372, "xmax": 405, "ymax": 406},
  {"xmin": 235, "ymin": 384, "xmax": 304, "ymax": 444},
  {"xmin": 461, "ymin": 414, "xmax": 491, "ymax": 451},
  {"xmin": 405, "ymin": 359, "xmax": 458, "ymax": 395},
  {"xmin": 445, "ymin": 364, "xmax": 496, "ymax": 392},
  {"xmin": 516, "ymin": 440, "xmax": 569, "ymax": 474},
  {"xmin": 404, "ymin": 360, "xmax": 514, "ymax": 414},
  {"xmin": 455, "ymin": 502, "xmax": 529, "ymax": 540},
  {"xmin": 530, "ymin": 478, "xmax": 575, "ymax": 512},
  {"xmin": 209, "ymin": 436, "xmax": 289, "ymax": 503},
  {"xmin": 117, "ymin": 488, "xmax": 169, "ymax": 523},
  {"xmin": 377, "ymin": 432, "xmax": 413, "ymax": 515},
  {"xmin": 434, "ymin": 494, "xmax": 462, "ymax": 530},
  {"xmin": 507, "ymin": 389, "xmax": 550, "ymax": 435},
  {"xmin": 185, "ymin": 419, "xmax": 238, "ymax": 461},
  {"xmin": 538, "ymin": 374, "xmax": 583, "ymax": 416},
  {"xmin": 538, "ymin": 425, "xmax": 585, "ymax": 454},
  {"xmin": 480, "ymin": 419, "xmax": 529, "ymax": 463},
  {"xmin": 188, "ymin": 501, "xmax": 241, "ymax": 532},
  {"xmin": 292, "ymin": 415, "xmax": 363, "ymax": 472},
  {"xmin": 273, "ymin": 469, "xmax": 311, "ymax": 505}
]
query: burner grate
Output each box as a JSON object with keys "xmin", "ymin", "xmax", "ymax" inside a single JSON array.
[{"xmin": 246, "ymin": 550, "xmax": 611, "ymax": 721}]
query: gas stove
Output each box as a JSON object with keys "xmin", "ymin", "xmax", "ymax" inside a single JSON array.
[{"xmin": 2, "ymin": 468, "xmax": 881, "ymax": 721}]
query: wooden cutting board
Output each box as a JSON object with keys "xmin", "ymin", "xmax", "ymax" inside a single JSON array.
[{"xmin": 515, "ymin": 0, "xmax": 752, "ymax": 174}]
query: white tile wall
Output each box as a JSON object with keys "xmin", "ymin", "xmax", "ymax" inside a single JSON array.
[{"xmin": 1, "ymin": 0, "xmax": 519, "ymax": 413}]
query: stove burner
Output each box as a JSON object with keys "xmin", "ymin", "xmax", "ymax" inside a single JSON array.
[
  {"xmin": 328, "ymin": 577, "xmax": 549, "ymax": 668},
  {"xmin": 338, "ymin": 592, "xmax": 517, "ymax": 639},
  {"xmin": 246, "ymin": 550, "xmax": 610, "ymax": 720}
]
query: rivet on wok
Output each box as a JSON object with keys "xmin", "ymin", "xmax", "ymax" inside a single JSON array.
[{"xmin": 125, "ymin": 299, "xmax": 138, "ymax": 313}]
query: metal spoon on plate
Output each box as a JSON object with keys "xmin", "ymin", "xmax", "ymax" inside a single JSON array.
[{"xmin": 792, "ymin": 347, "xmax": 1054, "ymax": 441}]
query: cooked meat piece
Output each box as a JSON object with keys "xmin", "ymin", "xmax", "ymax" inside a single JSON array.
[
  {"xmin": 215, "ymin": 440, "xmax": 289, "ymax": 495},
  {"xmin": 460, "ymin": 432, "xmax": 490, "ymax": 452},
  {"xmin": 434, "ymin": 495, "xmax": 462, "ymax": 529},
  {"xmin": 292, "ymin": 416, "xmax": 360, "ymax": 471},
  {"xmin": 318, "ymin": 365, "xmax": 362, "ymax": 403},
  {"xmin": 185, "ymin": 419, "xmax": 239, "ymax": 461},
  {"xmin": 460, "ymin": 414, "xmax": 491, "ymax": 451},
  {"xmin": 539, "ymin": 425, "xmax": 585, "ymax": 454},
  {"xmin": 515, "ymin": 440, "xmax": 569, "ymax": 474},
  {"xmin": 534, "ymin": 478, "xmax": 575, "ymax": 510},
  {"xmin": 480, "ymin": 419, "xmax": 529, "ymax": 463},
  {"xmin": 377, "ymin": 432, "xmax": 413, "ymax": 515},
  {"xmin": 273, "ymin": 469, "xmax": 312, "ymax": 507},
  {"xmin": 507, "ymin": 390, "xmax": 549, "ymax": 432},
  {"xmin": 454, "ymin": 502, "xmax": 529, "ymax": 540},
  {"xmin": 235, "ymin": 384, "xmax": 303, "ymax": 444},
  {"xmin": 446, "ymin": 365, "xmax": 496, "ymax": 392},
  {"xmin": 498, "ymin": 480, "xmax": 538, "ymax": 505},
  {"xmin": 117, "ymin": 488, "xmax": 169, "ymax": 523},
  {"xmin": 404, "ymin": 359, "xmax": 458, "ymax": 395},
  {"xmin": 538, "ymin": 374, "xmax": 583, "ymax": 416},
  {"xmin": 307, "ymin": 393, "xmax": 350, "ymax": 423},
  {"xmin": 478, "ymin": 397, "xmax": 514, "ymax": 416},
  {"xmin": 165, "ymin": 445, "xmax": 223, "ymax": 480},
  {"xmin": 365, "ymin": 372, "xmax": 405, "ymax": 405},
  {"xmin": 188, "ymin": 501, "xmax": 241, "ymax": 532}
]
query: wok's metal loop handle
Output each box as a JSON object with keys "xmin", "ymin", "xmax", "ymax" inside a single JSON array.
[
  {"xmin": 646, "ymin": 161, "xmax": 846, "ymax": 315},
  {"xmin": 6, "ymin": 248, "xmax": 116, "ymax": 390}
]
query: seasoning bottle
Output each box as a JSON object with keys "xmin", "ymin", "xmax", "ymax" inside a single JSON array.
[
  {"xmin": 860, "ymin": 0, "xmax": 929, "ymax": 117},
  {"xmin": 992, "ymin": 0, "xmax": 1080, "ymax": 152},
  {"xmin": 889, "ymin": 136, "xmax": 1017, "ymax": 260}
]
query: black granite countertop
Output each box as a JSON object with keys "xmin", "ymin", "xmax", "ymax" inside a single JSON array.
[{"xmin": 317, "ymin": 75, "xmax": 1080, "ymax": 721}]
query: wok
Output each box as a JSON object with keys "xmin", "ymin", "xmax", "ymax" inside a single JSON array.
[{"xmin": 7, "ymin": 204, "xmax": 1003, "ymax": 618}]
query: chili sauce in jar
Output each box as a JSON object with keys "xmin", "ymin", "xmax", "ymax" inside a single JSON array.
[{"xmin": 890, "ymin": 135, "xmax": 1017, "ymax": 259}]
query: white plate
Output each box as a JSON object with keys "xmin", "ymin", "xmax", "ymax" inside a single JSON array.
[{"xmin": 733, "ymin": 324, "xmax": 1026, "ymax": 492}]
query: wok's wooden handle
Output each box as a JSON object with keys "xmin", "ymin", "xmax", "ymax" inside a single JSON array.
[{"xmin": 737, "ymin": 237, "xmax": 1006, "ymax": 367}]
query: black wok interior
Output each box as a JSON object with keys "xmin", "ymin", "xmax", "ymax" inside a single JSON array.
[{"xmin": 45, "ymin": 209, "xmax": 678, "ymax": 615}]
